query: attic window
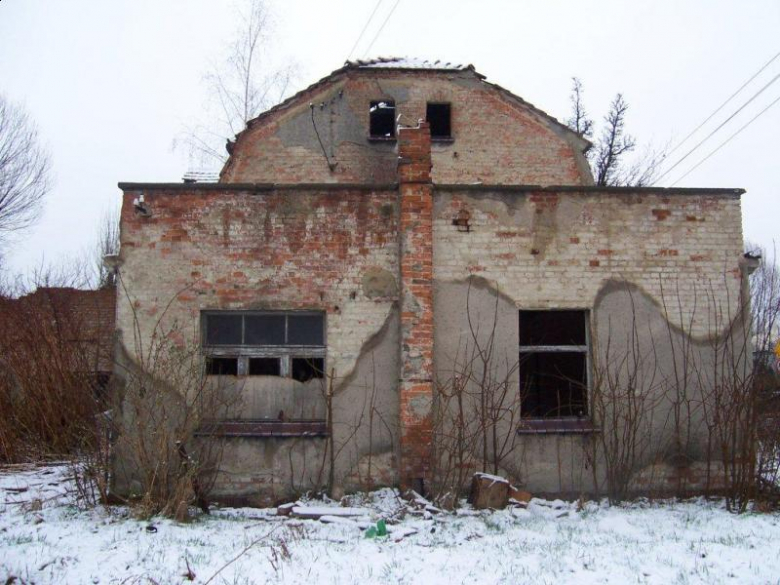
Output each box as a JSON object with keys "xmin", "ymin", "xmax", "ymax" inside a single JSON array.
[
  {"xmin": 426, "ymin": 103, "xmax": 451, "ymax": 139},
  {"xmin": 369, "ymin": 100, "xmax": 395, "ymax": 138}
]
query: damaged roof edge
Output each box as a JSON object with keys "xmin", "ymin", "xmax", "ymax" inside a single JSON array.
[
  {"xmin": 117, "ymin": 182, "xmax": 399, "ymax": 192},
  {"xmin": 117, "ymin": 182, "xmax": 745, "ymax": 196},
  {"xmin": 436, "ymin": 184, "xmax": 746, "ymax": 196}
]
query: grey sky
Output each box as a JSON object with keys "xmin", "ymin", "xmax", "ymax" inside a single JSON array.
[{"xmin": 1, "ymin": 0, "xmax": 778, "ymax": 277}]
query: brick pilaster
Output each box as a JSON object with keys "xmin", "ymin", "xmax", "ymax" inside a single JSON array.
[{"xmin": 397, "ymin": 122, "xmax": 434, "ymax": 493}]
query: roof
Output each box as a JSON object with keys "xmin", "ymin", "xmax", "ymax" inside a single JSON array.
[{"xmin": 346, "ymin": 57, "xmax": 473, "ymax": 71}]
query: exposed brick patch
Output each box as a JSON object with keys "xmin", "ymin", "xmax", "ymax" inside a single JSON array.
[
  {"xmin": 398, "ymin": 124, "xmax": 434, "ymax": 491},
  {"xmin": 652, "ymin": 209, "xmax": 671, "ymax": 221},
  {"xmin": 589, "ymin": 260, "xmax": 600, "ymax": 267}
]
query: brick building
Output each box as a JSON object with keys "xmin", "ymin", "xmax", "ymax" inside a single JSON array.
[{"xmin": 113, "ymin": 58, "xmax": 750, "ymax": 503}]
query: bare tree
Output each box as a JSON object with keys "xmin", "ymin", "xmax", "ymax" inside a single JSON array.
[
  {"xmin": 93, "ymin": 208, "xmax": 120, "ymax": 289},
  {"xmin": 566, "ymin": 78, "xmax": 593, "ymax": 139},
  {"xmin": 0, "ymin": 94, "xmax": 51, "ymax": 241},
  {"xmin": 592, "ymin": 93, "xmax": 637, "ymax": 186},
  {"xmin": 181, "ymin": 0, "xmax": 296, "ymax": 167},
  {"xmin": 566, "ymin": 78, "xmax": 665, "ymax": 187}
]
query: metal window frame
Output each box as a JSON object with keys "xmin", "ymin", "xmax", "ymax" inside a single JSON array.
[
  {"xmin": 518, "ymin": 309, "xmax": 591, "ymax": 419},
  {"xmin": 202, "ymin": 310, "xmax": 326, "ymax": 378}
]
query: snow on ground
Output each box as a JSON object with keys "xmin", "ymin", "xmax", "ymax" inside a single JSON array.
[{"xmin": 1, "ymin": 464, "xmax": 780, "ymax": 584}]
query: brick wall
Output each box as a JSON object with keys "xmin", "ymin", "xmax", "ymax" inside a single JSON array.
[
  {"xmin": 221, "ymin": 69, "xmax": 590, "ymax": 187},
  {"xmin": 434, "ymin": 188, "xmax": 745, "ymax": 336},
  {"xmin": 398, "ymin": 123, "xmax": 434, "ymax": 491},
  {"xmin": 117, "ymin": 186, "xmax": 399, "ymax": 383}
]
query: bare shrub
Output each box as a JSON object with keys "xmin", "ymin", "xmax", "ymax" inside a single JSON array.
[
  {"xmin": 431, "ymin": 279, "xmax": 520, "ymax": 504},
  {"xmin": 111, "ymin": 284, "xmax": 239, "ymax": 518},
  {"xmin": 0, "ymin": 284, "xmax": 113, "ymax": 464},
  {"xmin": 590, "ymin": 285, "xmax": 664, "ymax": 503}
]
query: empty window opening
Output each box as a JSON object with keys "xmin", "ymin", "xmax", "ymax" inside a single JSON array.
[
  {"xmin": 206, "ymin": 357, "xmax": 239, "ymax": 376},
  {"xmin": 519, "ymin": 310, "xmax": 588, "ymax": 419},
  {"xmin": 369, "ymin": 101, "xmax": 395, "ymax": 138},
  {"xmin": 292, "ymin": 357, "xmax": 325, "ymax": 383},
  {"xmin": 426, "ymin": 103, "xmax": 451, "ymax": 139},
  {"xmin": 248, "ymin": 357, "xmax": 281, "ymax": 376}
]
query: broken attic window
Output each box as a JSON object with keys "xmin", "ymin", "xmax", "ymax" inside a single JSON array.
[
  {"xmin": 248, "ymin": 357, "xmax": 281, "ymax": 376},
  {"xmin": 206, "ymin": 357, "xmax": 239, "ymax": 376},
  {"xmin": 369, "ymin": 100, "xmax": 395, "ymax": 138},
  {"xmin": 292, "ymin": 357, "xmax": 325, "ymax": 383},
  {"xmin": 426, "ymin": 103, "xmax": 451, "ymax": 139},
  {"xmin": 519, "ymin": 310, "xmax": 589, "ymax": 419}
]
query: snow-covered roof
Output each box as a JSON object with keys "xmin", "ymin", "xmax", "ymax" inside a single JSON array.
[
  {"xmin": 346, "ymin": 57, "xmax": 472, "ymax": 71},
  {"xmin": 182, "ymin": 170, "xmax": 220, "ymax": 183}
]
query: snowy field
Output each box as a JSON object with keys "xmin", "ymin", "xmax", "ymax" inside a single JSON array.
[{"xmin": 1, "ymin": 464, "xmax": 779, "ymax": 584}]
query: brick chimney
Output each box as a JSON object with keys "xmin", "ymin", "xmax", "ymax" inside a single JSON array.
[{"xmin": 397, "ymin": 122, "xmax": 434, "ymax": 493}]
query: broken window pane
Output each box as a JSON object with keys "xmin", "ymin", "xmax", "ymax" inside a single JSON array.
[
  {"xmin": 291, "ymin": 357, "xmax": 325, "ymax": 383},
  {"xmin": 519, "ymin": 310, "xmax": 586, "ymax": 346},
  {"xmin": 248, "ymin": 357, "xmax": 281, "ymax": 376},
  {"xmin": 205, "ymin": 314, "xmax": 242, "ymax": 345},
  {"xmin": 245, "ymin": 314, "xmax": 285, "ymax": 346},
  {"xmin": 426, "ymin": 103, "xmax": 451, "ymax": 139},
  {"xmin": 369, "ymin": 100, "xmax": 395, "ymax": 138},
  {"xmin": 520, "ymin": 351, "xmax": 587, "ymax": 418},
  {"xmin": 287, "ymin": 314, "xmax": 324, "ymax": 346},
  {"xmin": 206, "ymin": 357, "xmax": 238, "ymax": 376}
]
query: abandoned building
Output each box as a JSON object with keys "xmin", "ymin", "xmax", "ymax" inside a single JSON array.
[{"xmin": 112, "ymin": 58, "xmax": 751, "ymax": 504}]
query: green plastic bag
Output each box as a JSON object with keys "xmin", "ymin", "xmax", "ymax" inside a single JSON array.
[
  {"xmin": 376, "ymin": 519, "xmax": 387, "ymax": 537},
  {"xmin": 365, "ymin": 520, "xmax": 388, "ymax": 539}
]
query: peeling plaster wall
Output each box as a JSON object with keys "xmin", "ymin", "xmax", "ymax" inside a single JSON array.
[
  {"xmin": 433, "ymin": 188, "xmax": 748, "ymax": 496},
  {"xmin": 221, "ymin": 70, "xmax": 590, "ymax": 186},
  {"xmin": 114, "ymin": 186, "xmax": 400, "ymax": 502}
]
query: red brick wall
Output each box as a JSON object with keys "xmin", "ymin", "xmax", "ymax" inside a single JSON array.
[
  {"xmin": 117, "ymin": 186, "xmax": 400, "ymax": 393},
  {"xmin": 398, "ymin": 123, "xmax": 435, "ymax": 490},
  {"xmin": 221, "ymin": 70, "xmax": 590, "ymax": 187}
]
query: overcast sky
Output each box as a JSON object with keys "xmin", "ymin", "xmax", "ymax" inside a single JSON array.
[{"xmin": 1, "ymin": 0, "xmax": 778, "ymax": 279}]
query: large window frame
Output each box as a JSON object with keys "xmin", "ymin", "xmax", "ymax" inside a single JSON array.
[
  {"xmin": 201, "ymin": 310, "xmax": 326, "ymax": 381},
  {"xmin": 518, "ymin": 310, "xmax": 591, "ymax": 422}
]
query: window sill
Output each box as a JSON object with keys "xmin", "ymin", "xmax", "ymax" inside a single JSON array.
[
  {"xmin": 431, "ymin": 137, "xmax": 454, "ymax": 144},
  {"xmin": 367, "ymin": 136, "xmax": 397, "ymax": 143},
  {"xmin": 517, "ymin": 418, "xmax": 599, "ymax": 435},
  {"xmin": 195, "ymin": 419, "xmax": 328, "ymax": 438}
]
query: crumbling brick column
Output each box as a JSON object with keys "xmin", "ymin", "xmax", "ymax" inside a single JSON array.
[{"xmin": 397, "ymin": 122, "xmax": 434, "ymax": 493}]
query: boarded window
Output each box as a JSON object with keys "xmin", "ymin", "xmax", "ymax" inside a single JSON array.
[
  {"xmin": 426, "ymin": 103, "xmax": 451, "ymax": 139},
  {"xmin": 369, "ymin": 100, "xmax": 395, "ymax": 138},
  {"xmin": 519, "ymin": 310, "xmax": 588, "ymax": 418}
]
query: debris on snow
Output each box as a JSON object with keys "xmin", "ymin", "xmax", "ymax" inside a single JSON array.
[
  {"xmin": 290, "ymin": 506, "xmax": 366, "ymax": 520},
  {"xmin": 469, "ymin": 472, "xmax": 511, "ymax": 509}
]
